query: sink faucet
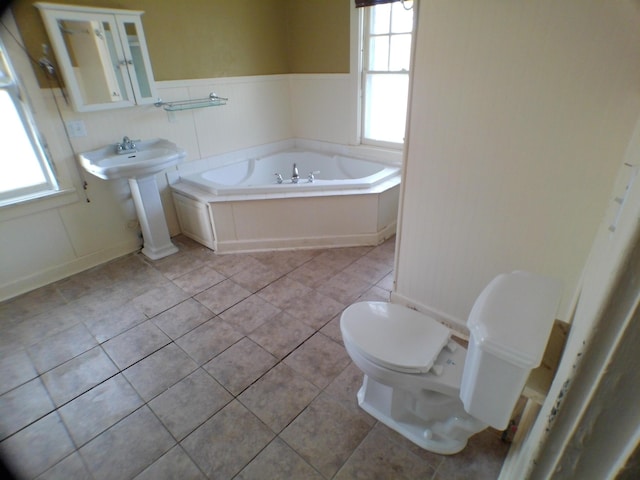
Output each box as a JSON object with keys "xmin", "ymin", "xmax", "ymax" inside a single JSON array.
[
  {"xmin": 116, "ymin": 136, "xmax": 139, "ymax": 154},
  {"xmin": 291, "ymin": 163, "xmax": 299, "ymax": 183}
]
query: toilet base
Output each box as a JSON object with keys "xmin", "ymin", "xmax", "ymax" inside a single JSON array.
[{"xmin": 357, "ymin": 375, "xmax": 486, "ymax": 455}]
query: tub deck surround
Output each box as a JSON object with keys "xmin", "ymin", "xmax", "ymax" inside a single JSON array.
[{"xmin": 168, "ymin": 140, "xmax": 401, "ymax": 254}]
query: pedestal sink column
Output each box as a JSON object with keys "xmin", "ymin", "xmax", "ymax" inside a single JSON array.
[{"xmin": 128, "ymin": 175, "xmax": 178, "ymax": 260}]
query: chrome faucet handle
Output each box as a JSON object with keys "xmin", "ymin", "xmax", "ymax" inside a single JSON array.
[
  {"xmin": 291, "ymin": 163, "xmax": 300, "ymax": 183},
  {"xmin": 274, "ymin": 173, "xmax": 283, "ymax": 184},
  {"xmin": 308, "ymin": 170, "xmax": 320, "ymax": 183}
]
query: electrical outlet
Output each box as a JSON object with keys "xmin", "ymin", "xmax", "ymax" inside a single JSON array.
[{"xmin": 66, "ymin": 120, "xmax": 87, "ymax": 137}]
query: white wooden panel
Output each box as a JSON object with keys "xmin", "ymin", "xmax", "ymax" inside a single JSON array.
[
  {"xmin": 172, "ymin": 193, "xmax": 215, "ymax": 250},
  {"xmin": 395, "ymin": 0, "xmax": 640, "ymax": 328},
  {"xmin": 289, "ymin": 74, "xmax": 352, "ymax": 145}
]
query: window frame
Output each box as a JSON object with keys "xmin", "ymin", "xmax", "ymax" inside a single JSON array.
[
  {"xmin": 0, "ymin": 38, "xmax": 60, "ymax": 208},
  {"xmin": 359, "ymin": 1, "xmax": 413, "ymax": 149}
]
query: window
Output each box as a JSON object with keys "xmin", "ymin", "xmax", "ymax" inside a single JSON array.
[
  {"xmin": 0, "ymin": 39, "xmax": 58, "ymax": 207},
  {"xmin": 361, "ymin": 1, "xmax": 413, "ymax": 146}
]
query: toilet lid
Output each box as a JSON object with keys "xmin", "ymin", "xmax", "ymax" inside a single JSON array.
[{"xmin": 341, "ymin": 302, "xmax": 451, "ymax": 373}]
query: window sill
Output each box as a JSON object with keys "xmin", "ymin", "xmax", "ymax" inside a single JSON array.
[{"xmin": 0, "ymin": 187, "xmax": 80, "ymax": 222}]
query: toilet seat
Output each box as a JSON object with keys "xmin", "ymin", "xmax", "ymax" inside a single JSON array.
[{"xmin": 341, "ymin": 302, "xmax": 451, "ymax": 373}]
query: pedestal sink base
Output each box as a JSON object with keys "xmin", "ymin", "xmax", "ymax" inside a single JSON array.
[
  {"xmin": 129, "ymin": 176, "xmax": 178, "ymax": 261},
  {"xmin": 78, "ymin": 138, "xmax": 186, "ymax": 260},
  {"xmin": 141, "ymin": 243, "xmax": 179, "ymax": 261}
]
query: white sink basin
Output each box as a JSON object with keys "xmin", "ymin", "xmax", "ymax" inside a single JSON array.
[{"xmin": 79, "ymin": 138, "xmax": 186, "ymax": 180}]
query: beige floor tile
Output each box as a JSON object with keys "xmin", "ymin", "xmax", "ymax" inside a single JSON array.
[
  {"xmin": 0, "ymin": 348, "xmax": 38, "ymax": 396},
  {"xmin": 231, "ymin": 261, "xmax": 283, "ymax": 292},
  {"xmin": 357, "ymin": 285, "xmax": 391, "ymax": 302},
  {"xmin": 283, "ymin": 333, "xmax": 351, "ymax": 389},
  {"xmin": 151, "ymin": 299, "xmax": 214, "ymax": 340},
  {"xmin": 313, "ymin": 247, "xmax": 371, "ymax": 270},
  {"xmin": 54, "ymin": 267, "xmax": 113, "ymax": 303},
  {"xmin": 335, "ymin": 427, "xmax": 436, "ymax": 479},
  {"xmin": 434, "ymin": 428, "xmax": 509, "ymax": 480},
  {"xmin": 37, "ymin": 452, "xmax": 93, "ymax": 480},
  {"xmin": 343, "ymin": 255, "xmax": 393, "ymax": 284},
  {"xmin": 203, "ymin": 337, "xmax": 277, "ymax": 396},
  {"xmin": 238, "ymin": 363, "xmax": 319, "ymax": 433},
  {"xmin": 58, "ymin": 373, "xmax": 143, "ymax": 446},
  {"xmin": 27, "ymin": 323, "xmax": 98, "ymax": 374},
  {"xmin": 0, "ymin": 412, "xmax": 75, "ymax": 479},
  {"xmin": 0, "ymin": 377, "xmax": 54, "ymax": 441},
  {"xmin": 10, "ymin": 304, "xmax": 82, "ymax": 347},
  {"xmin": 175, "ymin": 318, "xmax": 243, "ymax": 365},
  {"xmin": 149, "ymin": 369, "xmax": 232, "ymax": 440},
  {"xmin": 41, "ymin": 346, "xmax": 119, "ymax": 406},
  {"xmin": 248, "ymin": 311, "xmax": 315, "ymax": 359},
  {"xmin": 134, "ymin": 445, "xmax": 205, "ymax": 480},
  {"xmin": 324, "ymin": 362, "xmax": 367, "ymax": 406},
  {"xmin": 280, "ymin": 392, "xmax": 373, "ymax": 478},
  {"xmin": 287, "ymin": 261, "xmax": 340, "ymax": 289},
  {"xmin": 0, "ymin": 284, "xmax": 65, "ymax": 323},
  {"xmin": 131, "ymin": 283, "xmax": 190, "ymax": 318},
  {"xmin": 257, "ymin": 276, "xmax": 313, "ymax": 310},
  {"xmin": 376, "ymin": 271, "xmax": 395, "ymax": 291},
  {"xmin": 201, "ymin": 253, "xmax": 258, "ymax": 278},
  {"xmin": 372, "ymin": 421, "xmax": 445, "ymax": 467},
  {"xmin": 236, "ymin": 437, "xmax": 324, "ymax": 480},
  {"xmin": 79, "ymin": 406, "xmax": 175, "ymax": 480},
  {"xmin": 145, "ymin": 252, "xmax": 203, "ymax": 280},
  {"xmin": 249, "ymin": 249, "xmax": 320, "ymax": 276},
  {"xmin": 194, "ymin": 279, "xmax": 252, "ymax": 314},
  {"xmin": 123, "ymin": 343, "xmax": 198, "ymax": 401},
  {"xmin": 101, "ymin": 321, "xmax": 171, "ymax": 370},
  {"xmin": 316, "ymin": 271, "xmax": 373, "ymax": 305},
  {"xmin": 82, "ymin": 301, "xmax": 147, "ymax": 344},
  {"xmin": 181, "ymin": 400, "xmax": 274, "ymax": 479},
  {"xmin": 319, "ymin": 314, "xmax": 344, "ymax": 344},
  {"xmin": 364, "ymin": 241, "xmax": 396, "ymax": 265},
  {"xmin": 0, "ymin": 236, "xmax": 509, "ymax": 480},
  {"xmin": 283, "ymin": 290, "xmax": 345, "ymax": 330},
  {"xmin": 172, "ymin": 265, "xmax": 226, "ymax": 295},
  {"xmin": 218, "ymin": 294, "xmax": 281, "ymax": 335}
]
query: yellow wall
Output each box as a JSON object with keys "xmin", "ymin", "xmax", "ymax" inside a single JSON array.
[
  {"xmin": 11, "ymin": 0, "xmax": 350, "ymax": 86},
  {"xmin": 286, "ymin": 0, "xmax": 350, "ymax": 73}
]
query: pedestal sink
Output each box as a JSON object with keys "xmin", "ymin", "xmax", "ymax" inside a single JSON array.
[{"xmin": 79, "ymin": 138, "xmax": 186, "ymax": 260}]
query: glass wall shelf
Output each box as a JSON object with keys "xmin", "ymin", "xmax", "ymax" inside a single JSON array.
[{"xmin": 154, "ymin": 93, "xmax": 227, "ymax": 112}]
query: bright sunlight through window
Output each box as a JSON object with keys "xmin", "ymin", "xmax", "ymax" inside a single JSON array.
[
  {"xmin": 362, "ymin": 1, "xmax": 413, "ymax": 146},
  {"xmin": 0, "ymin": 40, "xmax": 58, "ymax": 206}
]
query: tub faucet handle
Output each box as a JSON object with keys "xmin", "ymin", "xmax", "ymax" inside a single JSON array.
[
  {"xmin": 274, "ymin": 173, "xmax": 283, "ymax": 184},
  {"xmin": 308, "ymin": 170, "xmax": 320, "ymax": 183}
]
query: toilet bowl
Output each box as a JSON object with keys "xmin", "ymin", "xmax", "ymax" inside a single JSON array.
[{"xmin": 340, "ymin": 271, "xmax": 562, "ymax": 455}]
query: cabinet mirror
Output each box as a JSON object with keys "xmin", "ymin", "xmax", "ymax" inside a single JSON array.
[{"xmin": 36, "ymin": 2, "xmax": 157, "ymax": 112}]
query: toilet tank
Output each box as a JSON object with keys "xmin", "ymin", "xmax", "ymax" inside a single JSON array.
[{"xmin": 459, "ymin": 271, "xmax": 562, "ymax": 429}]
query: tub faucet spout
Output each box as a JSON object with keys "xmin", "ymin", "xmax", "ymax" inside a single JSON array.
[{"xmin": 292, "ymin": 163, "xmax": 299, "ymax": 183}]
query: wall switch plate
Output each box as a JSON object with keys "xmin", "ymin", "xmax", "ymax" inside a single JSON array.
[{"xmin": 66, "ymin": 120, "xmax": 87, "ymax": 137}]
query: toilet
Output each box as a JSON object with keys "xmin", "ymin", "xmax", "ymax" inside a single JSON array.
[{"xmin": 340, "ymin": 271, "xmax": 562, "ymax": 454}]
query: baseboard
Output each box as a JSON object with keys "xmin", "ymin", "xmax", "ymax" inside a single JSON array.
[
  {"xmin": 0, "ymin": 239, "xmax": 141, "ymax": 302},
  {"xmin": 214, "ymin": 228, "xmax": 393, "ymax": 255}
]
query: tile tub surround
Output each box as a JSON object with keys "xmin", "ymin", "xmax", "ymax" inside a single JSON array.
[{"xmin": 0, "ymin": 236, "xmax": 509, "ymax": 480}]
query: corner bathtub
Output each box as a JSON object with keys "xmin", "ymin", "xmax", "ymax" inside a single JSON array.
[{"xmin": 170, "ymin": 148, "xmax": 401, "ymax": 253}]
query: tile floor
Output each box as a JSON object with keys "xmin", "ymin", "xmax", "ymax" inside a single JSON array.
[{"xmin": 0, "ymin": 235, "xmax": 509, "ymax": 479}]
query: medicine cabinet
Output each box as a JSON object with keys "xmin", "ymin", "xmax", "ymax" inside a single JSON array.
[{"xmin": 35, "ymin": 2, "xmax": 158, "ymax": 112}]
